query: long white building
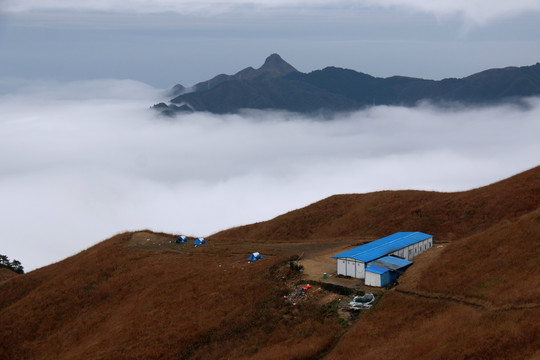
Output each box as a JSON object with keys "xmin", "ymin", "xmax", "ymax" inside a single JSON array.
[{"xmin": 331, "ymin": 232, "xmax": 433, "ymax": 279}]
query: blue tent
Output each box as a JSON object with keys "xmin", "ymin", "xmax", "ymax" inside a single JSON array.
[
  {"xmin": 248, "ymin": 252, "xmax": 263, "ymax": 261},
  {"xmin": 175, "ymin": 235, "xmax": 189, "ymax": 244},
  {"xmin": 194, "ymin": 238, "xmax": 207, "ymax": 246}
]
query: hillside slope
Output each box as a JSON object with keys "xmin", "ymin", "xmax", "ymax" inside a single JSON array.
[
  {"xmin": 1, "ymin": 166, "xmax": 539, "ymax": 359},
  {"xmin": 212, "ymin": 165, "xmax": 540, "ymax": 242},
  {"xmin": 0, "ymin": 268, "xmax": 18, "ymax": 284},
  {"xmin": 0, "ymin": 232, "xmax": 343, "ymax": 359}
]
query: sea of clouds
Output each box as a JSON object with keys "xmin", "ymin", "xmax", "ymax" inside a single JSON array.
[{"xmin": 1, "ymin": 79, "xmax": 539, "ymax": 271}]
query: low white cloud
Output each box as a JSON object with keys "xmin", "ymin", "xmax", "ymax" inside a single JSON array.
[
  {"xmin": 3, "ymin": 0, "xmax": 540, "ymax": 25},
  {"xmin": 1, "ymin": 79, "xmax": 539, "ymax": 271}
]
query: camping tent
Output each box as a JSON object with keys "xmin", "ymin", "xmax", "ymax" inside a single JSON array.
[
  {"xmin": 175, "ymin": 235, "xmax": 189, "ymax": 244},
  {"xmin": 248, "ymin": 252, "xmax": 263, "ymax": 261},
  {"xmin": 194, "ymin": 238, "xmax": 207, "ymax": 246}
]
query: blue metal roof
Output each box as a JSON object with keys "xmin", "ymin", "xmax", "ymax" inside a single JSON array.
[
  {"xmin": 365, "ymin": 265, "xmax": 389, "ymax": 274},
  {"xmin": 331, "ymin": 232, "xmax": 432, "ymax": 263},
  {"xmin": 368, "ymin": 256, "xmax": 412, "ymax": 271}
]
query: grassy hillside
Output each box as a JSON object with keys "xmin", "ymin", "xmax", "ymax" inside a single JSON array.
[
  {"xmin": 1, "ymin": 166, "xmax": 538, "ymax": 359},
  {"xmin": 0, "ymin": 268, "xmax": 18, "ymax": 284},
  {"xmin": 212, "ymin": 165, "xmax": 540, "ymax": 242},
  {"xmin": 0, "ymin": 232, "xmax": 345, "ymax": 359}
]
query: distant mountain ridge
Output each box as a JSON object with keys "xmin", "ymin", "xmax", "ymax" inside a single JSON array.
[
  {"xmin": 154, "ymin": 54, "xmax": 540, "ymax": 115},
  {"xmin": 167, "ymin": 53, "xmax": 298, "ymax": 99}
]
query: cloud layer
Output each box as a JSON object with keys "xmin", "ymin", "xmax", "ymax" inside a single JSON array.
[
  {"xmin": 3, "ymin": 0, "xmax": 540, "ymax": 24},
  {"xmin": 1, "ymin": 79, "xmax": 539, "ymax": 271}
]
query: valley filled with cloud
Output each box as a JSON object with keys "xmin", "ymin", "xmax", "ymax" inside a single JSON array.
[{"xmin": 1, "ymin": 79, "xmax": 539, "ymax": 271}]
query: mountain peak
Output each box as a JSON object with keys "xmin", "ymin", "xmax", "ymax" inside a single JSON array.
[
  {"xmin": 258, "ymin": 53, "xmax": 298, "ymax": 75},
  {"xmin": 264, "ymin": 53, "xmax": 285, "ymax": 64}
]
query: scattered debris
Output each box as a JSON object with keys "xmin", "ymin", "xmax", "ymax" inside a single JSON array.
[{"xmin": 349, "ymin": 293, "xmax": 375, "ymax": 311}]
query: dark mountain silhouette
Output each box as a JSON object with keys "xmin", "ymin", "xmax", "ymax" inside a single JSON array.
[
  {"xmin": 153, "ymin": 55, "xmax": 540, "ymax": 115},
  {"xmin": 166, "ymin": 83, "xmax": 186, "ymax": 98},
  {"xmin": 170, "ymin": 78, "xmax": 358, "ymax": 114},
  {"xmin": 1, "ymin": 166, "xmax": 539, "ymax": 359},
  {"xmin": 170, "ymin": 53, "xmax": 298, "ymax": 97}
]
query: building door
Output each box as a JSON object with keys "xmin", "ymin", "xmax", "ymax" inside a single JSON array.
[
  {"xmin": 356, "ymin": 261, "xmax": 365, "ymax": 279},
  {"xmin": 347, "ymin": 259, "xmax": 357, "ymax": 277},
  {"xmin": 337, "ymin": 259, "xmax": 346, "ymax": 276}
]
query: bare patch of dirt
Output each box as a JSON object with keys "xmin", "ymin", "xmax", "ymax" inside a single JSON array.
[{"xmin": 127, "ymin": 231, "xmax": 177, "ymax": 250}]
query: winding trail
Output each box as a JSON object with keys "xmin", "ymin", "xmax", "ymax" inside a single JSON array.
[{"xmin": 394, "ymin": 288, "xmax": 540, "ymax": 312}]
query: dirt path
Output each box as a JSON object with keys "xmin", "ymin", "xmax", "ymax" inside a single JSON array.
[
  {"xmin": 298, "ymin": 246, "xmax": 366, "ymax": 287},
  {"xmin": 394, "ymin": 288, "xmax": 540, "ymax": 312},
  {"xmin": 127, "ymin": 231, "xmax": 384, "ymax": 291},
  {"xmin": 391, "ymin": 244, "xmax": 540, "ymax": 312}
]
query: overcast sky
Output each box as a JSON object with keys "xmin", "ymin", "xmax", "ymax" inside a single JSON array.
[
  {"xmin": 0, "ymin": 1, "xmax": 539, "ymax": 271},
  {"xmin": 1, "ymin": 0, "xmax": 539, "ymax": 87}
]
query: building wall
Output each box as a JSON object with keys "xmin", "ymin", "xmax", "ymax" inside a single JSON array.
[
  {"xmin": 346, "ymin": 259, "xmax": 357, "ymax": 277},
  {"xmin": 356, "ymin": 261, "xmax": 365, "ymax": 278},
  {"xmin": 365, "ymin": 271, "xmax": 382, "ymax": 287},
  {"xmin": 390, "ymin": 237, "xmax": 433, "ymax": 260},
  {"xmin": 336, "ymin": 258, "xmax": 365, "ymax": 278},
  {"xmin": 366, "ymin": 270, "xmax": 402, "ymax": 287},
  {"xmin": 337, "ymin": 259, "xmax": 346, "ymax": 276}
]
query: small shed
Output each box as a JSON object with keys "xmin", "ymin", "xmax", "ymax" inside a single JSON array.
[{"xmin": 364, "ymin": 256, "xmax": 413, "ymax": 287}]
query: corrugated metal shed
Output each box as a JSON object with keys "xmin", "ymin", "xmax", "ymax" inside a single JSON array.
[
  {"xmin": 365, "ymin": 256, "xmax": 413, "ymax": 287},
  {"xmin": 364, "ymin": 265, "xmax": 388, "ymax": 275},
  {"xmin": 368, "ymin": 256, "xmax": 412, "ymax": 271},
  {"xmin": 331, "ymin": 232, "xmax": 432, "ymax": 263}
]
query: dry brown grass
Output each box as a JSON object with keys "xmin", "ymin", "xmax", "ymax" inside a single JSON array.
[
  {"xmin": 327, "ymin": 292, "xmax": 540, "ymax": 360},
  {"xmin": 0, "ymin": 231, "xmax": 344, "ymax": 359},
  {"xmin": 416, "ymin": 207, "xmax": 540, "ymax": 307},
  {"xmin": 1, "ymin": 166, "xmax": 539, "ymax": 359},
  {"xmin": 0, "ymin": 268, "xmax": 18, "ymax": 284},
  {"xmin": 212, "ymin": 165, "xmax": 540, "ymax": 243}
]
